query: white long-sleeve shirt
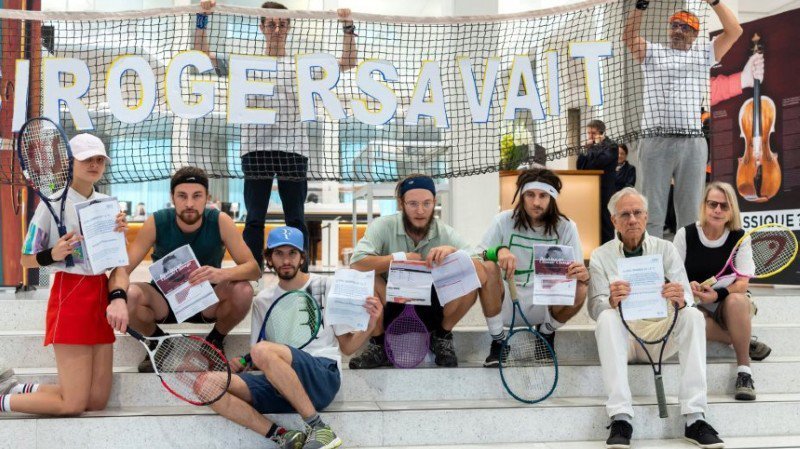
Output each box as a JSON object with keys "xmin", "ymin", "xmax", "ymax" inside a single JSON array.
[{"xmin": 587, "ymin": 232, "xmax": 693, "ymax": 321}]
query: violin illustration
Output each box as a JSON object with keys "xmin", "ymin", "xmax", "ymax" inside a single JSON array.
[{"xmin": 736, "ymin": 33, "xmax": 780, "ymax": 202}]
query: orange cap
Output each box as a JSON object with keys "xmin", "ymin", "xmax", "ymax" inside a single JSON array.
[{"xmin": 668, "ymin": 11, "xmax": 700, "ymax": 31}]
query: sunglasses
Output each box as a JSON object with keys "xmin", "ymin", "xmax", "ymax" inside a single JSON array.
[
  {"xmin": 706, "ymin": 200, "xmax": 730, "ymax": 211},
  {"xmin": 670, "ymin": 22, "xmax": 695, "ymax": 33}
]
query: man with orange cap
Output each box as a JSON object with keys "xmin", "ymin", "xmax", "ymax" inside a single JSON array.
[{"xmin": 623, "ymin": 0, "xmax": 742, "ymax": 242}]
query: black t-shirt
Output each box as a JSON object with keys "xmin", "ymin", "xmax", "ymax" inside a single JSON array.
[{"xmin": 682, "ymin": 224, "xmax": 744, "ymax": 283}]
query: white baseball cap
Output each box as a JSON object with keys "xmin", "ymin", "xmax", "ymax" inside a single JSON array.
[{"xmin": 69, "ymin": 133, "xmax": 110, "ymax": 162}]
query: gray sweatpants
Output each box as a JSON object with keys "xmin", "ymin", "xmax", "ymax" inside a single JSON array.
[{"xmin": 633, "ymin": 136, "xmax": 707, "ymax": 238}]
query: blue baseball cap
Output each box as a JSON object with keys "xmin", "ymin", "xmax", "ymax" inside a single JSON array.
[{"xmin": 267, "ymin": 226, "xmax": 305, "ymax": 252}]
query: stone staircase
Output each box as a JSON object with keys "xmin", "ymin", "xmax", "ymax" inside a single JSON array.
[{"xmin": 1, "ymin": 285, "xmax": 799, "ymax": 449}]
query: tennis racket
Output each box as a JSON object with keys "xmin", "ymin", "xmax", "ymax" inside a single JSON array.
[
  {"xmin": 16, "ymin": 117, "xmax": 75, "ymax": 267},
  {"xmin": 499, "ymin": 279, "xmax": 558, "ymax": 404},
  {"xmin": 385, "ymin": 304, "xmax": 429, "ymax": 368},
  {"xmin": 239, "ymin": 289, "xmax": 322, "ymax": 367},
  {"xmin": 127, "ymin": 326, "xmax": 231, "ymax": 406},
  {"xmin": 619, "ymin": 295, "xmax": 679, "ymax": 418},
  {"xmin": 701, "ymin": 223, "xmax": 798, "ymax": 287},
  {"xmin": 259, "ymin": 289, "xmax": 322, "ymax": 349}
]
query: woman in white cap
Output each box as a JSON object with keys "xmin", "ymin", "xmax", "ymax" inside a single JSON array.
[{"xmin": 0, "ymin": 133, "xmax": 129, "ymax": 416}]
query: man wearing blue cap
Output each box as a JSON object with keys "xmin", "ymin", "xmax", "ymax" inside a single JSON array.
[
  {"xmin": 348, "ymin": 174, "xmax": 488, "ymax": 369},
  {"xmin": 215, "ymin": 226, "xmax": 382, "ymax": 449}
]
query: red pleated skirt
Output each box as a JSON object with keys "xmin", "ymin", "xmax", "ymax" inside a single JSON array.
[{"xmin": 44, "ymin": 272, "xmax": 116, "ymax": 346}]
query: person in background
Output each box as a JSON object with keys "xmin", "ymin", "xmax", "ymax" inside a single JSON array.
[
  {"xmin": 577, "ymin": 119, "xmax": 619, "ymax": 243},
  {"xmin": 615, "ymin": 143, "xmax": 636, "ymax": 192}
]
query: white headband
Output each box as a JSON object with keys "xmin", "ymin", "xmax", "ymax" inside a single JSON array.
[{"xmin": 521, "ymin": 181, "xmax": 559, "ymax": 199}]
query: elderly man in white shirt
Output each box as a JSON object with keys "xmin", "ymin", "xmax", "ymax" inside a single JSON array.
[{"xmin": 588, "ymin": 187, "xmax": 724, "ymax": 449}]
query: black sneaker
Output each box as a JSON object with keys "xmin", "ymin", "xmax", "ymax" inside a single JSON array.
[
  {"xmin": 536, "ymin": 328, "xmax": 556, "ymax": 360},
  {"xmin": 348, "ymin": 339, "xmax": 392, "ymax": 369},
  {"xmin": 749, "ymin": 337, "xmax": 772, "ymax": 361},
  {"xmin": 684, "ymin": 420, "xmax": 725, "ymax": 448},
  {"xmin": 483, "ymin": 340, "xmax": 508, "ymax": 368},
  {"xmin": 137, "ymin": 353, "xmax": 155, "ymax": 373},
  {"xmin": 734, "ymin": 372, "xmax": 756, "ymax": 401},
  {"xmin": 605, "ymin": 420, "xmax": 632, "ymax": 449},
  {"xmin": 431, "ymin": 332, "xmax": 458, "ymax": 367}
]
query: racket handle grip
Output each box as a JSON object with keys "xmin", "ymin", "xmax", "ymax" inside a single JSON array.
[
  {"xmin": 654, "ymin": 374, "xmax": 668, "ymax": 418},
  {"xmin": 700, "ymin": 276, "xmax": 717, "ymax": 287},
  {"xmin": 57, "ymin": 225, "xmax": 75, "ymax": 267},
  {"xmin": 126, "ymin": 326, "xmax": 146, "ymax": 341}
]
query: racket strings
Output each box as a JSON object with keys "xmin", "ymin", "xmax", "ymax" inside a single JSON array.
[
  {"xmin": 385, "ymin": 312, "xmax": 429, "ymax": 368},
  {"xmin": 20, "ymin": 122, "xmax": 70, "ymax": 199},
  {"xmin": 153, "ymin": 337, "xmax": 229, "ymax": 404},
  {"xmin": 501, "ymin": 331, "xmax": 556, "ymax": 401},
  {"xmin": 747, "ymin": 229, "xmax": 798, "ymax": 276},
  {"xmin": 628, "ymin": 302, "xmax": 677, "ymax": 345},
  {"xmin": 264, "ymin": 293, "xmax": 319, "ymax": 348}
]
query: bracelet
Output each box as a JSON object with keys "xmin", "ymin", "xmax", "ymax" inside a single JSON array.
[
  {"xmin": 108, "ymin": 288, "xmax": 127, "ymax": 303},
  {"xmin": 35, "ymin": 248, "xmax": 56, "ymax": 267},
  {"xmin": 484, "ymin": 246, "xmax": 508, "ymax": 262},
  {"xmin": 392, "ymin": 252, "xmax": 407, "ymax": 261},
  {"xmin": 342, "ymin": 24, "xmax": 357, "ymax": 35},
  {"xmin": 715, "ymin": 287, "xmax": 729, "ymax": 303},
  {"xmin": 710, "ymin": 0, "xmax": 720, "ymax": 6},
  {"xmin": 635, "ymin": 0, "xmax": 650, "ymax": 10},
  {"xmin": 196, "ymin": 13, "xmax": 209, "ymax": 29}
]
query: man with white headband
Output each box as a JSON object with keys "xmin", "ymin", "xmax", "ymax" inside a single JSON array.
[{"xmin": 476, "ymin": 168, "xmax": 589, "ymax": 367}]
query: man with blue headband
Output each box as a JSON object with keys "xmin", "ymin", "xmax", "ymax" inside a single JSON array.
[{"xmin": 348, "ymin": 174, "xmax": 488, "ymax": 369}]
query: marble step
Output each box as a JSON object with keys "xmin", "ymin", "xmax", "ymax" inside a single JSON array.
[
  {"xmin": 12, "ymin": 357, "xmax": 800, "ymax": 406},
  {"xmin": 357, "ymin": 435, "xmax": 800, "ymax": 449},
  {"xmin": 1, "ymin": 394, "xmax": 798, "ymax": 448},
  {"xmin": 2, "ymin": 287, "xmax": 797, "ymax": 331},
  {"xmin": 1, "ymin": 321, "xmax": 796, "ymax": 369}
]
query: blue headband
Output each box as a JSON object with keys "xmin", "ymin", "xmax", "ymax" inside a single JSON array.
[{"xmin": 399, "ymin": 176, "xmax": 436, "ymax": 197}]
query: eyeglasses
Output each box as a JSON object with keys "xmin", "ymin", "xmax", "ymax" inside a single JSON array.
[
  {"xmin": 670, "ymin": 22, "xmax": 694, "ymax": 33},
  {"xmin": 404, "ymin": 200, "xmax": 435, "ymax": 210},
  {"xmin": 706, "ymin": 200, "xmax": 730, "ymax": 211},
  {"xmin": 616, "ymin": 209, "xmax": 646, "ymax": 220},
  {"xmin": 262, "ymin": 19, "xmax": 289, "ymax": 30}
]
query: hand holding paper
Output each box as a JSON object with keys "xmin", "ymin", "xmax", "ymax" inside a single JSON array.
[
  {"xmin": 616, "ymin": 254, "xmax": 667, "ymax": 320},
  {"xmin": 325, "ymin": 269, "xmax": 374, "ymax": 331}
]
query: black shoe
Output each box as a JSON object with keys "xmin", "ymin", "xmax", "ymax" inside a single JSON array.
[
  {"xmin": 483, "ymin": 340, "xmax": 508, "ymax": 368},
  {"xmin": 749, "ymin": 337, "xmax": 772, "ymax": 361},
  {"xmin": 536, "ymin": 328, "xmax": 556, "ymax": 360},
  {"xmin": 734, "ymin": 372, "xmax": 756, "ymax": 401},
  {"xmin": 137, "ymin": 353, "xmax": 155, "ymax": 373},
  {"xmin": 431, "ymin": 332, "xmax": 458, "ymax": 367},
  {"xmin": 684, "ymin": 420, "xmax": 725, "ymax": 448},
  {"xmin": 605, "ymin": 420, "xmax": 632, "ymax": 449},
  {"xmin": 348, "ymin": 339, "xmax": 392, "ymax": 369}
]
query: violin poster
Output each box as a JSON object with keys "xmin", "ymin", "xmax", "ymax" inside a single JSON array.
[{"xmin": 710, "ymin": 7, "xmax": 800, "ymax": 285}]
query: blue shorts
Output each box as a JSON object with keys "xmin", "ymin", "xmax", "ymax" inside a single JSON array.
[{"xmin": 238, "ymin": 346, "xmax": 341, "ymax": 414}]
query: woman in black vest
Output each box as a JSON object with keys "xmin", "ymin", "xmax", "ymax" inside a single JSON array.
[{"xmin": 672, "ymin": 182, "xmax": 771, "ymax": 401}]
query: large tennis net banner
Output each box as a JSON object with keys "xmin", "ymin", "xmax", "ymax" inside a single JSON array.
[{"xmin": 0, "ymin": 0, "xmax": 711, "ymax": 184}]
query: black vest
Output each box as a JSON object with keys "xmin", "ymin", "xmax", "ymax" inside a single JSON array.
[{"xmin": 683, "ymin": 224, "xmax": 743, "ymax": 283}]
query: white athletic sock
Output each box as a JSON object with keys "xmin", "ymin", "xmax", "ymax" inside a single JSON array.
[
  {"xmin": 485, "ymin": 314, "xmax": 505, "ymax": 340},
  {"xmin": 0, "ymin": 395, "xmax": 10, "ymax": 412},
  {"xmin": 685, "ymin": 412, "xmax": 704, "ymax": 427},
  {"xmin": 613, "ymin": 413, "xmax": 632, "ymax": 423},
  {"xmin": 9, "ymin": 383, "xmax": 39, "ymax": 394},
  {"xmin": 737, "ymin": 365, "xmax": 752, "ymax": 376}
]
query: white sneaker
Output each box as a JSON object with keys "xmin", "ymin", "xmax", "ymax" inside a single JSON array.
[{"xmin": 0, "ymin": 364, "xmax": 19, "ymax": 395}]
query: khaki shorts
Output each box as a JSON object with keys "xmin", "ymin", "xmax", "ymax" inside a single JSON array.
[{"xmin": 700, "ymin": 291, "xmax": 757, "ymax": 331}]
